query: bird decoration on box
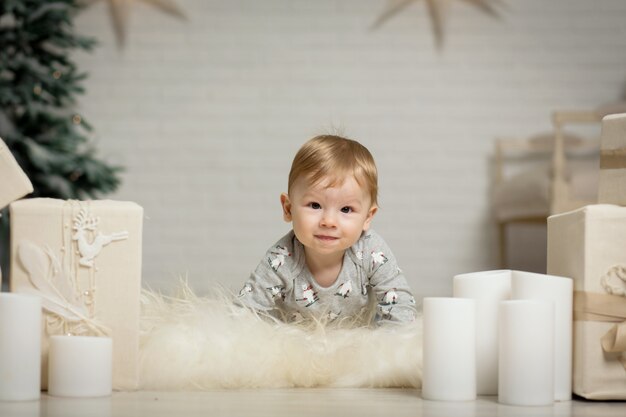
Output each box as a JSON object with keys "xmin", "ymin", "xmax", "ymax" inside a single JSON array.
[{"xmin": 72, "ymin": 209, "xmax": 129, "ymax": 268}]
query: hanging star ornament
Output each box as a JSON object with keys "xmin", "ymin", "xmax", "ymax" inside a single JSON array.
[
  {"xmin": 372, "ymin": 0, "xmax": 504, "ymax": 49},
  {"xmin": 82, "ymin": 0, "xmax": 187, "ymax": 48}
]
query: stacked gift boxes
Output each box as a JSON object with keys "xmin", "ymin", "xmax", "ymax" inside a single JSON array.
[
  {"xmin": 548, "ymin": 113, "xmax": 626, "ymax": 400},
  {"xmin": 1, "ymin": 137, "xmax": 143, "ymax": 395}
]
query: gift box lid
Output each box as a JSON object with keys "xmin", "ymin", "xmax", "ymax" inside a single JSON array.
[{"xmin": 550, "ymin": 203, "xmax": 626, "ymax": 220}]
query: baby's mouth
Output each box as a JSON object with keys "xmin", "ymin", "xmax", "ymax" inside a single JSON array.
[{"xmin": 315, "ymin": 235, "xmax": 339, "ymax": 241}]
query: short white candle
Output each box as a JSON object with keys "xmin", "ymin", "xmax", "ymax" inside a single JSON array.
[
  {"xmin": 499, "ymin": 300, "xmax": 554, "ymax": 406},
  {"xmin": 511, "ymin": 271, "xmax": 573, "ymax": 401},
  {"xmin": 48, "ymin": 336, "xmax": 112, "ymax": 397},
  {"xmin": 0, "ymin": 293, "xmax": 41, "ymax": 401},
  {"xmin": 422, "ymin": 297, "xmax": 476, "ymax": 401},
  {"xmin": 453, "ymin": 269, "xmax": 511, "ymax": 395}
]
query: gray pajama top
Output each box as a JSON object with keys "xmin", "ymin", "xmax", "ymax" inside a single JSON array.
[{"xmin": 238, "ymin": 229, "xmax": 417, "ymax": 325}]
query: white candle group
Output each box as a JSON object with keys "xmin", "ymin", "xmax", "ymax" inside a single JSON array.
[
  {"xmin": 453, "ymin": 270, "xmax": 511, "ymax": 395},
  {"xmin": 0, "ymin": 293, "xmax": 41, "ymax": 401},
  {"xmin": 498, "ymin": 300, "xmax": 555, "ymax": 406},
  {"xmin": 0, "ymin": 294, "xmax": 113, "ymax": 399},
  {"xmin": 425, "ymin": 269, "xmax": 574, "ymax": 405},
  {"xmin": 422, "ymin": 297, "xmax": 476, "ymax": 401},
  {"xmin": 48, "ymin": 335, "xmax": 112, "ymax": 398}
]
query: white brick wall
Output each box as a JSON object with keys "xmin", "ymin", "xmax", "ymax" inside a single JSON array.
[{"xmin": 73, "ymin": 0, "xmax": 626, "ymax": 298}]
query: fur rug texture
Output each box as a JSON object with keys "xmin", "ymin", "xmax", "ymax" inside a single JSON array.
[{"xmin": 138, "ymin": 284, "xmax": 423, "ymax": 390}]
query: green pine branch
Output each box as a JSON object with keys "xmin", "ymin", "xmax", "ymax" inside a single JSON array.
[
  {"xmin": 0, "ymin": 0, "xmax": 121, "ymax": 201},
  {"xmin": 1, "ymin": 0, "xmax": 122, "ymax": 284}
]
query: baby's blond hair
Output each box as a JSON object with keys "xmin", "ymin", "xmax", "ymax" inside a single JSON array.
[{"xmin": 287, "ymin": 135, "xmax": 378, "ymax": 207}]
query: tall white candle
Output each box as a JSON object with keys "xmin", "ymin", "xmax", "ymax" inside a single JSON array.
[
  {"xmin": 511, "ymin": 271, "xmax": 573, "ymax": 401},
  {"xmin": 422, "ymin": 297, "xmax": 476, "ymax": 401},
  {"xmin": 48, "ymin": 336, "xmax": 112, "ymax": 397},
  {"xmin": 453, "ymin": 269, "xmax": 511, "ymax": 395},
  {"xmin": 499, "ymin": 300, "xmax": 554, "ymax": 406},
  {"xmin": 0, "ymin": 293, "xmax": 41, "ymax": 401}
]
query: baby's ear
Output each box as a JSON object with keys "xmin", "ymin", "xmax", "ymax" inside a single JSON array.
[
  {"xmin": 362, "ymin": 205, "xmax": 378, "ymax": 231},
  {"xmin": 280, "ymin": 193, "xmax": 292, "ymax": 222}
]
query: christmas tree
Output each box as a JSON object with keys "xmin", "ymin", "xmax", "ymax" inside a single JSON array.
[{"xmin": 0, "ymin": 0, "xmax": 122, "ymax": 282}]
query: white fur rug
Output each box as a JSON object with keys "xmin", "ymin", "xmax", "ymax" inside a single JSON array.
[{"xmin": 138, "ymin": 284, "xmax": 422, "ymax": 389}]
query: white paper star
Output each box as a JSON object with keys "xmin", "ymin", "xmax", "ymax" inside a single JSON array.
[
  {"xmin": 373, "ymin": 0, "xmax": 503, "ymax": 49},
  {"xmin": 84, "ymin": 0, "xmax": 186, "ymax": 48}
]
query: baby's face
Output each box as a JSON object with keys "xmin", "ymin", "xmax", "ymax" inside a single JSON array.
[{"xmin": 281, "ymin": 175, "xmax": 377, "ymax": 260}]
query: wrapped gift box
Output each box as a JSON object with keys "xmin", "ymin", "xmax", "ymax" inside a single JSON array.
[
  {"xmin": 0, "ymin": 137, "xmax": 33, "ymax": 210},
  {"xmin": 548, "ymin": 205, "xmax": 626, "ymax": 399},
  {"xmin": 9, "ymin": 198, "xmax": 143, "ymax": 390},
  {"xmin": 547, "ymin": 114, "xmax": 626, "ymax": 400}
]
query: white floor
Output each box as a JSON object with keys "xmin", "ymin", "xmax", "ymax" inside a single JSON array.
[{"xmin": 1, "ymin": 389, "xmax": 625, "ymax": 417}]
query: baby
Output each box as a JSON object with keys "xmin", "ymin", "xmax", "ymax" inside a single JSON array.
[{"xmin": 238, "ymin": 135, "xmax": 417, "ymax": 325}]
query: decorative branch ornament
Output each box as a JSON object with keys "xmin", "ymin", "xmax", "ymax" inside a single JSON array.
[
  {"xmin": 372, "ymin": 0, "xmax": 504, "ymax": 49},
  {"xmin": 16, "ymin": 241, "xmax": 110, "ymax": 336},
  {"xmin": 82, "ymin": 0, "xmax": 187, "ymax": 48}
]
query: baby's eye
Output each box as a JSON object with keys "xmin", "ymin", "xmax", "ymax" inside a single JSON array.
[
  {"xmin": 340, "ymin": 206, "xmax": 352, "ymax": 214},
  {"xmin": 309, "ymin": 202, "xmax": 321, "ymax": 209}
]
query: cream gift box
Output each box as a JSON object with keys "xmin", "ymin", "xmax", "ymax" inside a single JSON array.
[
  {"xmin": 9, "ymin": 198, "xmax": 143, "ymax": 390},
  {"xmin": 548, "ymin": 204, "xmax": 626, "ymax": 399},
  {"xmin": 547, "ymin": 113, "xmax": 626, "ymax": 400},
  {"xmin": 0, "ymin": 137, "xmax": 33, "ymax": 210}
]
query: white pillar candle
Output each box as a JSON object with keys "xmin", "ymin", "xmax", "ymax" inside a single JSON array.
[
  {"xmin": 453, "ymin": 270, "xmax": 511, "ymax": 395},
  {"xmin": 422, "ymin": 297, "xmax": 476, "ymax": 401},
  {"xmin": 48, "ymin": 336, "xmax": 112, "ymax": 397},
  {"xmin": 511, "ymin": 271, "xmax": 573, "ymax": 401},
  {"xmin": 498, "ymin": 300, "xmax": 554, "ymax": 406},
  {"xmin": 0, "ymin": 293, "xmax": 41, "ymax": 401}
]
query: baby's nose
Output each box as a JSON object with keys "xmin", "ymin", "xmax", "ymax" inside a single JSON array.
[{"xmin": 320, "ymin": 210, "xmax": 337, "ymax": 227}]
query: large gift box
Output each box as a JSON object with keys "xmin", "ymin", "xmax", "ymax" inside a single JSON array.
[
  {"xmin": 547, "ymin": 114, "xmax": 626, "ymax": 400},
  {"xmin": 9, "ymin": 198, "xmax": 143, "ymax": 390}
]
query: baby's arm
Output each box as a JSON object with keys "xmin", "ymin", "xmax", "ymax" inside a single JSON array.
[
  {"xmin": 364, "ymin": 232, "xmax": 417, "ymax": 324},
  {"xmin": 236, "ymin": 241, "xmax": 293, "ymax": 319}
]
